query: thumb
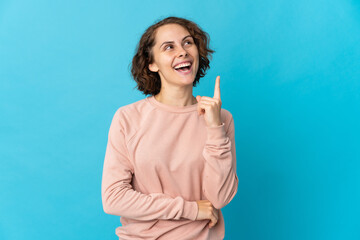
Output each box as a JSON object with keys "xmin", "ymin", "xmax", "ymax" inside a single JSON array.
[{"xmin": 196, "ymin": 95, "xmax": 201, "ymax": 103}]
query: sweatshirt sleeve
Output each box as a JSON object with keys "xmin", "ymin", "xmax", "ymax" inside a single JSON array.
[
  {"xmin": 101, "ymin": 109, "xmax": 198, "ymax": 221},
  {"xmin": 202, "ymin": 113, "xmax": 239, "ymax": 209}
]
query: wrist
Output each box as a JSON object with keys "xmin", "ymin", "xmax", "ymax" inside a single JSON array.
[{"xmin": 206, "ymin": 121, "xmax": 222, "ymax": 128}]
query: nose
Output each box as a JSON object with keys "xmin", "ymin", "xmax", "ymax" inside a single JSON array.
[{"xmin": 177, "ymin": 46, "xmax": 188, "ymax": 57}]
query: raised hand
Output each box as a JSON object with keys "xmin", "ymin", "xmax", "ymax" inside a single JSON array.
[{"xmin": 196, "ymin": 76, "xmax": 222, "ymax": 127}]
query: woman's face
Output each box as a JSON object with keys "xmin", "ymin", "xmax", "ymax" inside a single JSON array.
[{"xmin": 149, "ymin": 23, "xmax": 199, "ymax": 87}]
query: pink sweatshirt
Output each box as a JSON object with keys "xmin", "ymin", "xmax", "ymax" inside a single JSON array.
[{"xmin": 101, "ymin": 95, "xmax": 238, "ymax": 240}]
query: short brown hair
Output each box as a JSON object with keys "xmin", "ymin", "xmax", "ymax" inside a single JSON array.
[{"xmin": 129, "ymin": 16, "xmax": 215, "ymax": 96}]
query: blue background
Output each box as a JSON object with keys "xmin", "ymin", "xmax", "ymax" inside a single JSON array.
[{"xmin": 1, "ymin": 0, "xmax": 359, "ymax": 239}]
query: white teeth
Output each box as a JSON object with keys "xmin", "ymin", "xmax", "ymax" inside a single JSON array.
[{"xmin": 174, "ymin": 62, "xmax": 191, "ymax": 69}]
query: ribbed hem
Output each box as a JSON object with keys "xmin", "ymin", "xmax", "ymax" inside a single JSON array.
[
  {"xmin": 206, "ymin": 122, "xmax": 226, "ymax": 141},
  {"xmin": 181, "ymin": 201, "xmax": 198, "ymax": 220},
  {"xmin": 146, "ymin": 95, "xmax": 198, "ymax": 113}
]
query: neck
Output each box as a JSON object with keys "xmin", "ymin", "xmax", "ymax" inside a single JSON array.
[{"xmin": 154, "ymin": 91, "xmax": 197, "ymax": 107}]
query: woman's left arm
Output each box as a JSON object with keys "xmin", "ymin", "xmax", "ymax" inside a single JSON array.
[
  {"xmin": 197, "ymin": 76, "xmax": 239, "ymax": 209},
  {"xmin": 201, "ymin": 113, "xmax": 239, "ymax": 210}
]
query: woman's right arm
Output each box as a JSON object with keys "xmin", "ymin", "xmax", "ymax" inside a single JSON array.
[{"xmin": 101, "ymin": 109, "xmax": 198, "ymax": 221}]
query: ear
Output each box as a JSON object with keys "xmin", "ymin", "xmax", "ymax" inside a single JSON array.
[{"xmin": 148, "ymin": 63, "xmax": 159, "ymax": 72}]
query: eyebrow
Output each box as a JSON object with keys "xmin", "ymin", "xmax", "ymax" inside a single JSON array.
[{"xmin": 159, "ymin": 35, "xmax": 193, "ymax": 49}]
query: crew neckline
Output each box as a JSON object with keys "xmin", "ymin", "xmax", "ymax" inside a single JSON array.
[{"xmin": 147, "ymin": 95, "xmax": 198, "ymax": 113}]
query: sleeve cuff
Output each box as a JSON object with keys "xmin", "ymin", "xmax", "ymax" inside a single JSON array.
[
  {"xmin": 205, "ymin": 122, "xmax": 227, "ymax": 142},
  {"xmin": 181, "ymin": 201, "xmax": 198, "ymax": 220}
]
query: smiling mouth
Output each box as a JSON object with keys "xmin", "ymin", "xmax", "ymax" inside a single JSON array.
[{"xmin": 174, "ymin": 62, "xmax": 192, "ymax": 73}]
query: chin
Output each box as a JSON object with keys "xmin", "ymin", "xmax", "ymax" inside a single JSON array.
[{"xmin": 178, "ymin": 76, "xmax": 195, "ymax": 85}]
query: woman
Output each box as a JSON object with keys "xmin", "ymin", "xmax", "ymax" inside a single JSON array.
[{"xmin": 101, "ymin": 16, "xmax": 238, "ymax": 240}]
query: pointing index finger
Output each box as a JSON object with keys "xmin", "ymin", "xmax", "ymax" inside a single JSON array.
[{"xmin": 213, "ymin": 76, "xmax": 221, "ymax": 100}]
